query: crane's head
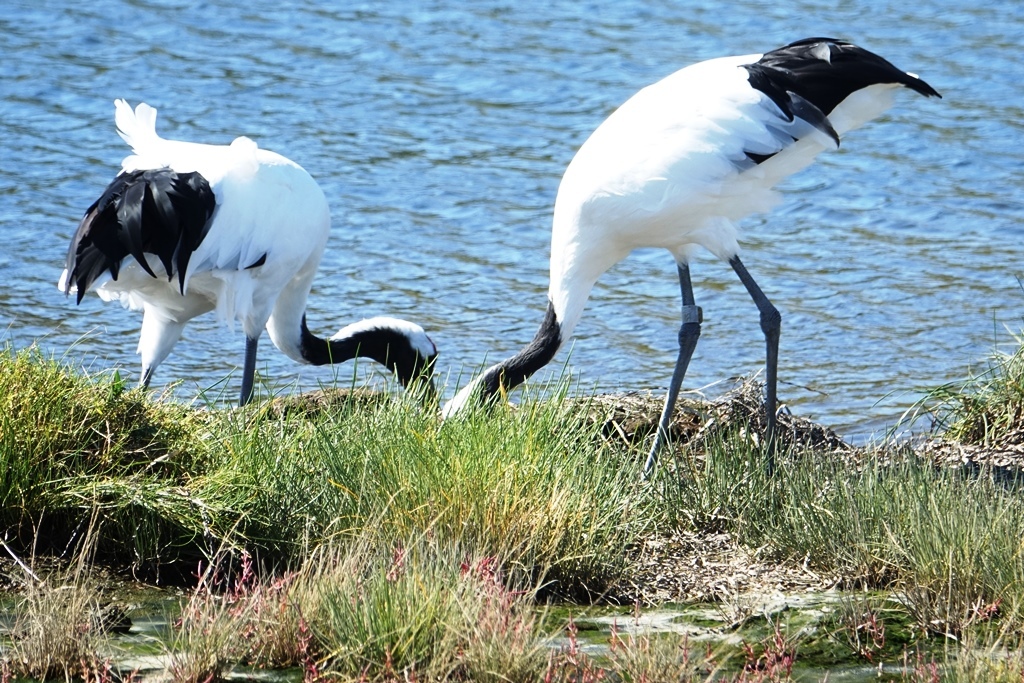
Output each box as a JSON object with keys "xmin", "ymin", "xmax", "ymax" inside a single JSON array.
[{"xmin": 329, "ymin": 317, "xmax": 438, "ymax": 400}]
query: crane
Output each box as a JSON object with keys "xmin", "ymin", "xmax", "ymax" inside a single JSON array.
[
  {"xmin": 61, "ymin": 100, "xmax": 437, "ymax": 406},
  {"xmin": 443, "ymin": 38, "xmax": 940, "ymax": 474}
]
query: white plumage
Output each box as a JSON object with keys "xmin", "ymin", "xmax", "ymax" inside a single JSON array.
[
  {"xmin": 61, "ymin": 100, "xmax": 437, "ymax": 405},
  {"xmin": 444, "ymin": 38, "xmax": 939, "ymax": 473}
]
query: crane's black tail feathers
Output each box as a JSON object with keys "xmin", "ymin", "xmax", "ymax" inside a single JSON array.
[
  {"xmin": 743, "ymin": 37, "xmax": 940, "ymax": 139},
  {"xmin": 64, "ymin": 168, "xmax": 216, "ymax": 303}
]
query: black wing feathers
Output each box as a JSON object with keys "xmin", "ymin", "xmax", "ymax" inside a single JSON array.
[
  {"xmin": 743, "ymin": 38, "xmax": 941, "ymax": 152},
  {"xmin": 63, "ymin": 168, "xmax": 216, "ymax": 303}
]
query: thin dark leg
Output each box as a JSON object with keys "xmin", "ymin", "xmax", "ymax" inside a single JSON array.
[
  {"xmin": 643, "ymin": 263, "xmax": 702, "ymax": 477},
  {"xmin": 240, "ymin": 335, "xmax": 259, "ymax": 407},
  {"xmin": 140, "ymin": 366, "xmax": 154, "ymax": 389},
  {"xmin": 729, "ymin": 255, "xmax": 780, "ymax": 472}
]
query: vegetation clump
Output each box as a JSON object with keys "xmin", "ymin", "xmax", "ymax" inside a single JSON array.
[
  {"xmin": 1, "ymin": 336, "xmax": 1024, "ymax": 680},
  {"xmin": 923, "ymin": 338, "xmax": 1024, "ymax": 446}
]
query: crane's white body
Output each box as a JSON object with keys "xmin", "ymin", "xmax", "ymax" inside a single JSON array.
[
  {"xmin": 60, "ymin": 101, "xmax": 437, "ymax": 400},
  {"xmin": 59, "ymin": 100, "xmax": 331, "ymax": 377},
  {"xmin": 444, "ymin": 39, "xmax": 934, "ymax": 421},
  {"xmin": 548, "ymin": 54, "xmax": 898, "ymax": 341}
]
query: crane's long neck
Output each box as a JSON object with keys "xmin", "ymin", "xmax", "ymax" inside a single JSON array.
[
  {"xmin": 298, "ymin": 315, "xmax": 406, "ymax": 371},
  {"xmin": 443, "ymin": 222, "xmax": 609, "ymax": 417},
  {"xmin": 443, "ymin": 301, "xmax": 563, "ymax": 417},
  {"xmin": 267, "ymin": 290, "xmax": 397, "ymax": 370},
  {"xmin": 264, "ymin": 273, "xmax": 436, "ymax": 390},
  {"xmin": 479, "ymin": 301, "xmax": 562, "ymax": 399}
]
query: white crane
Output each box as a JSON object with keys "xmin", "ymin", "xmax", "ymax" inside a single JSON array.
[
  {"xmin": 444, "ymin": 38, "xmax": 940, "ymax": 473},
  {"xmin": 60, "ymin": 100, "xmax": 437, "ymax": 406}
]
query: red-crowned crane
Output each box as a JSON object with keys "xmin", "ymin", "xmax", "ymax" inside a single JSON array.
[
  {"xmin": 60, "ymin": 100, "xmax": 438, "ymax": 406},
  {"xmin": 443, "ymin": 38, "xmax": 940, "ymax": 474}
]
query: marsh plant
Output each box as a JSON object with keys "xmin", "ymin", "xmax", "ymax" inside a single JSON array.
[
  {"xmin": 0, "ymin": 517, "xmax": 130, "ymax": 682},
  {"xmin": 160, "ymin": 536, "xmax": 550, "ymax": 682},
  {"xmin": 916, "ymin": 332, "xmax": 1024, "ymax": 445},
  {"xmin": 942, "ymin": 634, "xmax": 1024, "ymax": 682},
  {"xmin": 0, "ymin": 343, "xmax": 647, "ymax": 589},
  {"xmin": 603, "ymin": 621, "xmax": 724, "ymax": 682},
  {"xmin": 165, "ymin": 549, "xmax": 306, "ymax": 683},
  {"xmin": 5, "ymin": 573, "xmax": 105, "ymax": 681},
  {"xmin": 6, "ymin": 335, "xmax": 1024, "ymax": 679},
  {"xmin": 288, "ymin": 537, "xmax": 547, "ymax": 681},
  {"xmin": 661, "ymin": 430, "xmax": 1024, "ymax": 637}
]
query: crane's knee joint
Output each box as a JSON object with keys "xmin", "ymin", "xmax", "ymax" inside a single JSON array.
[
  {"xmin": 678, "ymin": 305, "xmax": 703, "ymax": 345},
  {"xmin": 760, "ymin": 306, "xmax": 781, "ymax": 335}
]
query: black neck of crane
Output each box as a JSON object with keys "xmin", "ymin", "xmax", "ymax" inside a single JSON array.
[
  {"xmin": 298, "ymin": 315, "xmax": 423, "ymax": 386},
  {"xmin": 479, "ymin": 300, "xmax": 562, "ymax": 401}
]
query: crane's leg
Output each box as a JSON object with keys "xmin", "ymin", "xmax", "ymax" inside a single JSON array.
[
  {"xmin": 729, "ymin": 256, "xmax": 780, "ymax": 472},
  {"xmin": 240, "ymin": 335, "xmax": 259, "ymax": 407},
  {"xmin": 140, "ymin": 366, "xmax": 155, "ymax": 389},
  {"xmin": 643, "ymin": 263, "xmax": 703, "ymax": 477}
]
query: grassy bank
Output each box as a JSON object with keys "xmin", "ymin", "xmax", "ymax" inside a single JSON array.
[
  {"xmin": 2, "ymin": 341, "xmax": 1024, "ymax": 680},
  {"xmin": 0, "ymin": 344, "xmax": 646, "ymax": 591}
]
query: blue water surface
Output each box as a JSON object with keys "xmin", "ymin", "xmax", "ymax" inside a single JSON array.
[{"xmin": 2, "ymin": 0, "xmax": 1022, "ymax": 440}]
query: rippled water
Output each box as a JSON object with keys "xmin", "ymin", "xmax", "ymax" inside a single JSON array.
[{"xmin": 2, "ymin": 0, "xmax": 1022, "ymax": 440}]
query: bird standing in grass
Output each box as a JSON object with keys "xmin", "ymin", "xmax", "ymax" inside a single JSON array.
[
  {"xmin": 443, "ymin": 38, "xmax": 940, "ymax": 473},
  {"xmin": 60, "ymin": 100, "xmax": 438, "ymax": 406}
]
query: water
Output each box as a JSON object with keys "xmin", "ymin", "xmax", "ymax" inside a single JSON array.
[
  {"xmin": 2, "ymin": 0, "xmax": 1022, "ymax": 441},
  {"xmin": 0, "ymin": 589, "xmax": 932, "ymax": 682}
]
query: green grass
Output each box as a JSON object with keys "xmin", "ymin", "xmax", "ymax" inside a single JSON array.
[
  {"xmin": 0, "ymin": 344, "xmax": 215, "ymax": 574},
  {"xmin": 290, "ymin": 536, "xmax": 550, "ymax": 681},
  {"xmin": 914, "ymin": 333, "xmax": 1024, "ymax": 445},
  {"xmin": 5, "ymin": 334, "xmax": 1024, "ymax": 680},
  {"xmin": 661, "ymin": 430, "xmax": 1024, "ymax": 636},
  {"xmin": 0, "ymin": 344, "xmax": 203, "ymax": 501},
  {"xmin": 0, "ymin": 343, "xmax": 649, "ymax": 593},
  {"xmin": 656, "ymin": 327, "xmax": 1024, "ymax": 640}
]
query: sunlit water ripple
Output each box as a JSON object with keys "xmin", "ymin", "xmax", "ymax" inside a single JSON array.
[{"xmin": 2, "ymin": 0, "xmax": 1022, "ymax": 442}]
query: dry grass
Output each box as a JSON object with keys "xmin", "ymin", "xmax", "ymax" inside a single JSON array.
[
  {"xmin": 575, "ymin": 378, "xmax": 854, "ymax": 457},
  {"xmin": 0, "ymin": 516, "xmax": 131, "ymax": 682}
]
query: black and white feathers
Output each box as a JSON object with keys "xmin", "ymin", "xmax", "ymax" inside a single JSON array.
[
  {"xmin": 61, "ymin": 100, "xmax": 437, "ymax": 404},
  {"xmin": 65, "ymin": 168, "xmax": 217, "ymax": 301},
  {"xmin": 443, "ymin": 38, "xmax": 939, "ymax": 470}
]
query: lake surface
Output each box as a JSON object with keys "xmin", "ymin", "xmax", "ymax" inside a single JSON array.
[{"xmin": 2, "ymin": 0, "xmax": 1022, "ymax": 441}]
